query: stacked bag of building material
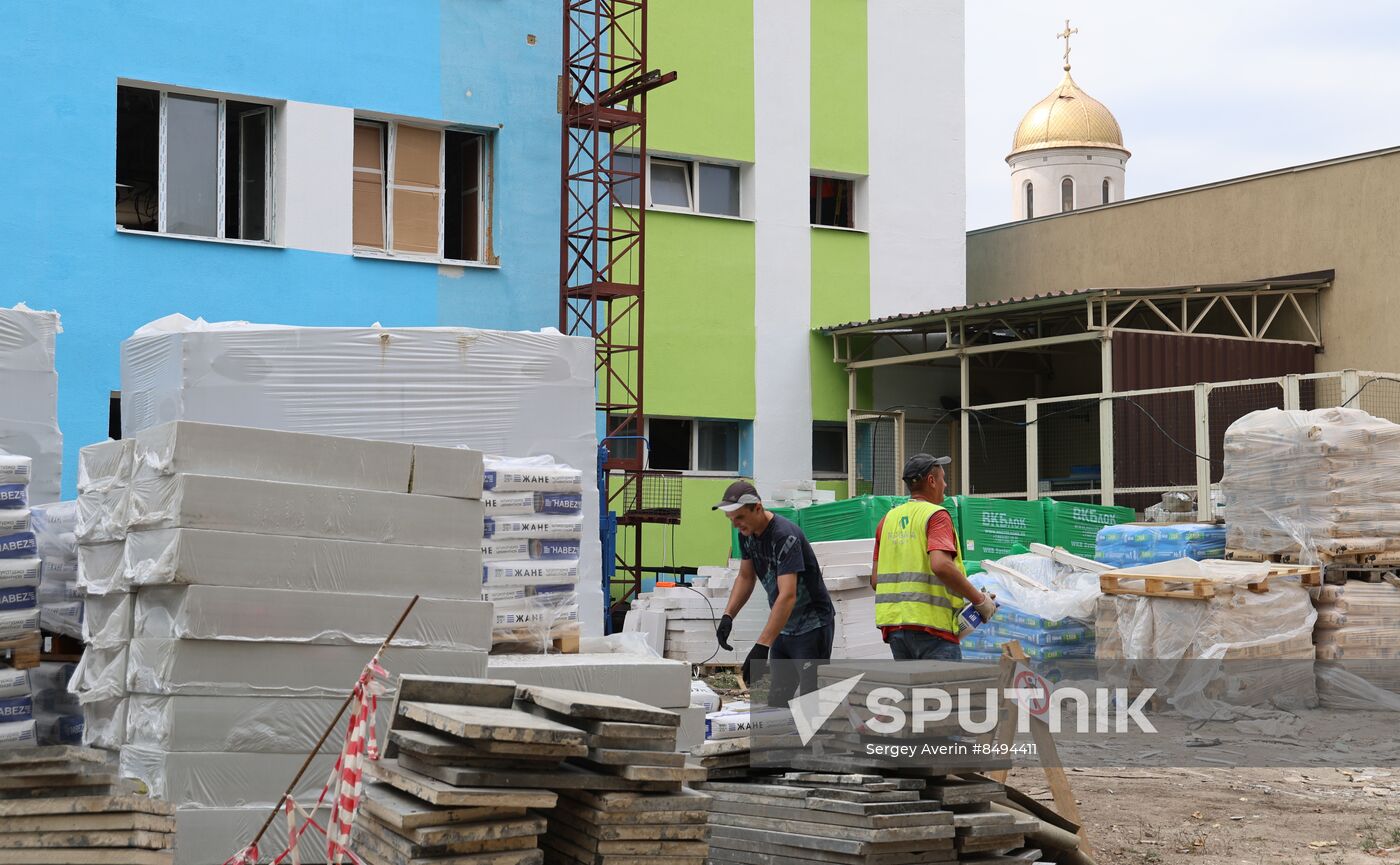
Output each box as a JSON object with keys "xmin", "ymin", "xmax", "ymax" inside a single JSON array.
[
  {"xmin": 963, "ymin": 551, "xmax": 1101, "ymax": 663},
  {"xmin": 0, "ymin": 452, "xmax": 40, "ymax": 682},
  {"xmin": 32, "ymin": 501, "xmax": 81, "ymax": 639},
  {"xmin": 1095, "ymin": 522, "xmax": 1226, "ymax": 567},
  {"xmin": 1312, "ymin": 583, "xmax": 1400, "ymax": 663},
  {"xmin": 0, "ymin": 304, "xmax": 62, "ymax": 505},
  {"xmin": 1223, "ymin": 407, "xmax": 1400, "ymax": 558},
  {"xmin": 482, "ymin": 456, "xmax": 584, "ymax": 653},
  {"xmin": 68, "ymin": 421, "xmax": 492, "ymax": 865}
]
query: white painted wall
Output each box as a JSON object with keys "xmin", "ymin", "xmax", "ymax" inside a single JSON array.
[
  {"xmin": 1009, "ymin": 147, "xmax": 1128, "ymax": 220},
  {"xmin": 867, "ymin": 0, "xmax": 966, "ymax": 318},
  {"xmin": 752, "ymin": 0, "xmax": 814, "ymax": 495},
  {"xmin": 279, "ymin": 101, "xmax": 354, "ymax": 254}
]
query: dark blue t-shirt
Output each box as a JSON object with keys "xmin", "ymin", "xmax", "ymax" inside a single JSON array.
[{"xmin": 739, "ymin": 514, "xmax": 834, "ymax": 637}]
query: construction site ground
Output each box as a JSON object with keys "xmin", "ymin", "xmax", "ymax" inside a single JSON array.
[{"xmin": 1013, "ymin": 765, "xmax": 1400, "ymax": 865}]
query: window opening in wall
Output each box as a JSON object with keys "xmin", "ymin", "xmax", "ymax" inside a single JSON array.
[
  {"xmin": 1023, "ymin": 182, "xmax": 1034, "ymax": 219},
  {"xmin": 697, "ymin": 420, "xmax": 740, "ymax": 472},
  {"xmin": 697, "ymin": 163, "xmax": 740, "ymax": 217},
  {"xmin": 813, "ymin": 423, "xmax": 847, "ymax": 475},
  {"xmin": 353, "ymin": 120, "xmax": 490, "ymax": 263},
  {"xmin": 810, "ymin": 176, "xmax": 855, "ymax": 228},
  {"xmin": 650, "ymin": 159, "xmax": 692, "ymax": 209},
  {"xmin": 116, "ymin": 84, "xmax": 273, "ymax": 241},
  {"xmin": 1102, "ymin": 178, "xmax": 1111, "ymax": 204},
  {"xmin": 1061, "ymin": 177, "xmax": 1074, "ymax": 213},
  {"xmin": 614, "ymin": 152, "xmax": 641, "ymax": 208},
  {"xmin": 648, "ymin": 418, "xmax": 693, "ymax": 471}
]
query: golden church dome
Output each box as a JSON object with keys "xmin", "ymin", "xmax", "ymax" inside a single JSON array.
[{"xmin": 1008, "ymin": 69, "xmax": 1128, "ymax": 160}]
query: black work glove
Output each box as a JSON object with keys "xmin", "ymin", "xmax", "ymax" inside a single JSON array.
[
  {"xmin": 742, "ymin": 642, "xmax": 770, "ymax": 686},
  {"xmin": 716, "ymin": 614, "xmax": 734, "ymax": 651}
]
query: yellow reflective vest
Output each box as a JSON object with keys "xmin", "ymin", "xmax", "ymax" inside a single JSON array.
[{"xmin": 874, "ymin": 499, "xmax": 966, "ymax": 633}]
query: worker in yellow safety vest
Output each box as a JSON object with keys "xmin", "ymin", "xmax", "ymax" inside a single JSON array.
[{"xmin": 872, "ymin": 454, "xmax": 997, "ymax": 661}]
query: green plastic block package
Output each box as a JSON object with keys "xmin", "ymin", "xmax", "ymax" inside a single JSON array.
[
  {"xmin": 797, "ymin": 495, "xmax": 909, "ymax": 542},
  {"xmin": 952, "ymin": 497, "xmax": 1045, "ymax": 563},
  {"xmin": 1041, "ymin": 499, "xmax": 1135, "ymax": 559}
]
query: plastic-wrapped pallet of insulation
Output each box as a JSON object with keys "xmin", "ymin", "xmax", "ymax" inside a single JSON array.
[
  {"xmin": 31, "ymin": 501, "xmax": 81, "ymax": 638},
  {"xmin": 963, "ymin": 552, "xmax": 1101, "ymax": 663},
  {"xmin": 118, "ymin": 315, "xmax": 602, "ymax": 638},
  {"xmin": 482, "ymin": 456, "xmax": 584, "ymax": 653},
  {"xmin": 0, "ymin": 305, "xmax": 62, "ymax": 505}
]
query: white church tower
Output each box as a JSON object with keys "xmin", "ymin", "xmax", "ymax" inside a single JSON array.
[{"xmin": 1009, "ymin": 21, "xmax": 1129, "ymax": 220}]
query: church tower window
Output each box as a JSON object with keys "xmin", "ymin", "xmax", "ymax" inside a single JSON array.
[
  {"xmin": 1061, "ymin": 177, "xmax": 1074, "ymax": 212},
  {"xmin": 1024, "ymin": 182, "xmax": 1034, "ymax": 219},
  {"xmin": 1102, "ymin": 178, "xmax": 1111, "ymax": 203}
]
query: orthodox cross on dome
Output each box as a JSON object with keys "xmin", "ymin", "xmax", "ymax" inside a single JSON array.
[{"xmin": 1057, "ymin": 19, "xmax": 1078, "ymax": 71}]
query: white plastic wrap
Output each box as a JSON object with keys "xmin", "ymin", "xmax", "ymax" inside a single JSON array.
[
  {"xmin": 77, "ymin": 540, "xmax": 127, "ymax": 595},
  {"xmin": 126, "ymin": 638, "xmax": 487, "ymax": 697},
  {"xmin": 33, "ymin": 500, "xmax": 82, "ymax": 639},
  {"xmin": 176, "ymin": 808, "xmax": 331, "ymax": 865},
  {"xmin": 974, "ymin": 552, "xmax": 1102, "ymax": 622},
  {"xmin": 483, "ymin": 456, "xmax": 582, "ymax": 652},
  {"xmin": 119, "ymin": 317, "xmax": 601, "ymax": 637},
  {"xmin": 83, "ymin": 592, "xmax": 132, "ymax": 649},
  {"xmin": 126, "ymin": 694, "xmax": 350, "ymax": 753},
  {"xmin": 0, "ymin": 305, "xmax": 62, "ymax": 505},
  {"xmin": 69, "ymin": 645, "xmax": 129, "ymax": 704},
  {"xmin": 122, "ymin": 528, "xmax": 482, "ymax": 599},
  {"xmin": 132, "ymin": 586, "xmax": 491, "ymax": 650},
  {"xmin": 486, "ymin": 652, "xmax": 692, "ymax": 708},
  {"xmin": 77, "ymin": 438, "xmax": 134, "ymax": 494},
  {"xmin": 1223, "ymin": 407, "xmax": 1400, "ymax": 558},
  {"xmin": 120, "ymin": 746, "xmax": 337, "ymax": 807},
  {"xmin": 1095, "ymin": 558, "xmax": 1318, "ymax": 717},
  {"xmin": 81, "ymin": 697, "xmax": 127, "ymax": 749}
]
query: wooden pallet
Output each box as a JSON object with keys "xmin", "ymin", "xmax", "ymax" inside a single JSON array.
[
  {"xmin": 0, "ymin": 632, "xmax": 41, "ymax": 670},
  {"xmin": 1100, "ymin": 573, "xmax": 1215, "ymax": 600}
]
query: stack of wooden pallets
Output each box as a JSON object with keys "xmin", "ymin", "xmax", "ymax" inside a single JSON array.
[
  {"xmin": 356, "ymin": 675, "xmax": 709, "ymax": 865},
  {"xmin": 0, "ymin": 746, "xmax": 176, "ymax": 865}
]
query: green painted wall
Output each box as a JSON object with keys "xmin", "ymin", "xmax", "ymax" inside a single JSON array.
[
  {"xmin": 648, "ymin": 0, "xmax": 755, "ymax": 162},
  {"xmin": 810, "ymin": 228, "xmax": 869, "ymax": 421},
  {"xmin": 810, "ymin": 0, "xmax": 868, "ymax": 174},
  {"xmin": 641, "ymin": 210, "xmax": 756, "ymax": 419}
]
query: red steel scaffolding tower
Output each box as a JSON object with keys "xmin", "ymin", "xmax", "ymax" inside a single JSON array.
[{"xmin": 559, "ymin": 1, "xmax": 675, "ymax": 610}]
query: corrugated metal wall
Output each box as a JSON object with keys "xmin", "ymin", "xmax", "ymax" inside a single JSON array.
[{"xmin": 1112, "ymin": 333, "xmax": 1315, "ymax": 509}]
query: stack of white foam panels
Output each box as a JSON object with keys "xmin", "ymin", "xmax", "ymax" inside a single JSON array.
[
  {"xmin": 71, "ymin": 421, "xmax": 491, "ymax": 865},
  {"xmin": 625, "ymin": 565, "xmax": 765, "ymax": 666},
  {"xmin": 0, "ymin": 304, "xmax": 62, "ymax": 505},
  {"xmin": 811, "ymin": 539, "xmax": 892, "ymax": 659}
]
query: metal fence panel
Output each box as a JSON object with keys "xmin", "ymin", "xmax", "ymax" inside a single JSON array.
[
  {"xmin": 1207, "ymin": 381, "xmax": 1286, "ymax": 483},
  {"xmin": 1036, "ymin": 398, "xmax": 1101, "ymax": 503},
  {"xmin": 967, "ymin": 406, "xmax": 1027, "ymax": 497}
]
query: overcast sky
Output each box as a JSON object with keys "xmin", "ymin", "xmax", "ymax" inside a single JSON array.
[{"xmin": 965, "ymin": 1, "xmax": 1400, "ymax": 229}]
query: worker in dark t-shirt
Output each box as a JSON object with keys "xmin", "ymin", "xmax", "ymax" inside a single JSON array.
[{"xmin": 713, "ymin": 481, "xmax": 834, "ymax": 702}]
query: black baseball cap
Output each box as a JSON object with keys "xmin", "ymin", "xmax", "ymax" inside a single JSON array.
[
  {"xmin": 713, "ymin": 480, "xmax": 762, "ymax": 512},
  {"xmin": 902, "ymin": 453, "xmax": 951, "ymax": 482}
]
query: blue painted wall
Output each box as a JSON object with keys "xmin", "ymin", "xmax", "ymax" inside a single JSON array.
[{"xmin": 1, "ymin": 0, "xmax": 562, "ymax": 497}]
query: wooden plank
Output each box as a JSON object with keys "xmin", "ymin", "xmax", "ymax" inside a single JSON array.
[
  {"xmin": 1099, "ymin": 572, "xmax": 1215, "ymax": 600},
  {"xmin": 399, "ymin": 702, "xmax": 587, "ymax": 747},
  {"xmin": 361, "ymin": 784, "xmax": 527, "ymax": 832},
  {"xmin": 513, "ymin": 685, "xmax": 679, "ymax": 727},
  {"xmin": 356, "ymin": 813, "xmax": 541, "ymax": 858},
  {"xmin": 352, "ymin": 826, "xmax": 541, "ymax": 865},
  {"xmin": 579, "ymin": 747, "xmax": 685, "ymax": 768},
  {"xmin": 543, "ymin": 807, "xmax": 708, "ymax": 842},
  {"xmin": 366, "ymin": 760, "xmax": 557, "ymax": 809},
  {"xmin": 0, "ymin": 829, "xmax": 172, "ymax": 850}
]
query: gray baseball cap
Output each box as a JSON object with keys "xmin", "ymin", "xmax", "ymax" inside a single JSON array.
[
  {"xmin": 902, "ymin": 453, "xmax": 951, "ymax": 482},
  {"xmin": 713, "ymin": 480, "xmax": 762, "ymax": 512}
]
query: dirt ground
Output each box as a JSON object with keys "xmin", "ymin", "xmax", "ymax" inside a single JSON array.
[{"xmin": 1011, "ymin": 765, "xmax": 1400, "ymax": 865}]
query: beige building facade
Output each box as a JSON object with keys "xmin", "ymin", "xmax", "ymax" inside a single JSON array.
[{"xmin": 969, "ymin": 146, "xmax": 1400, "ymax": 373}]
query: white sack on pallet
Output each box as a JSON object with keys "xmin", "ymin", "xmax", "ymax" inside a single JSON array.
[
  {"xmin": 119, "ymin": 317, "xmax": 601, "ymax": 637},
  {"xmin": 122, "ymin": 529, "xmax": 482, "ymax": 599},
  {"xmin": 133, "ymin": 586, "xmax": 491, "ymax": 650},
  {"xmin": 126, "ymin": 694, "xmax": 350, "ymax": 753},
  {"xmin": 126, "ymin": 638, "xmax": 488, "ymax": 697},
  {"xmin": 0, "ymin": 305, "xmax": 62, "ymax": 504}
]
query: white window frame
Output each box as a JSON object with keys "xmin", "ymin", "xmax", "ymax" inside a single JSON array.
[
  {"xmin": 118, "ymin": 81, "xmax": 277, "ymax": 245},
  {"xmin": 812, "ymin": 422, "xmax": 849, "ymax": 479},
  {"xmin": 618, "ymin": 152, "xmax": 747, "ymax": 219},
  {"xmin": 353, "ymin": 116, "xmax": 492, "ymax": 266},
  {"xmin": 640, "ymin": 416, "xmax": 743, "ymax": 476}
]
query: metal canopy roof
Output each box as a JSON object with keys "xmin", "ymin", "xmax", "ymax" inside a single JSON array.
[{"xmin": 819, "ymin": 271, "xmax": 1333, "ymax": 337}]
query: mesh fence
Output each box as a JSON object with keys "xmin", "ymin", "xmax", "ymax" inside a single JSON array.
[
  {"xmin": 1299, "ymin": 375, "xmax": 1344, "ymax": 411},
  {"xmin": 853, "ymin": 414, "xmax": 900, "ymax": 497},
  {"xmin": 904, "ymin": 412, "xmax": 956, "ymax": 488},
  {"xmin": 1112, "ymin": 390, "xmax": 1196, "ymax": 513},
  {"xmin": 966, "ymin": 407, "xmax": 1027, "ymax": 497},
  {"xmin": 1036, "ymin": 399, "xmax": 1101, "ymax": 503},
  {"xmin": 1207, "ymin": 381, "xmax": 1285, "ymax": 483},
  {"xmin": 1356, "ymin": 375, "xmax": 1400, "ymax": 424}
]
